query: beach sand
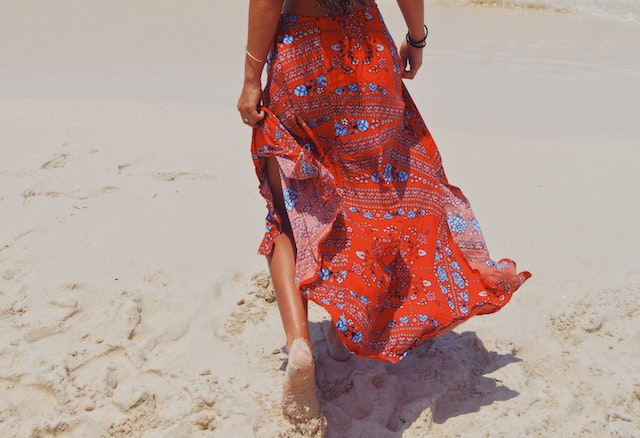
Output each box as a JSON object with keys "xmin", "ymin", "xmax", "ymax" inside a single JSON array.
[{"xmin": 1, "ymin": 0, "xmax": 639, "ymax": 436}]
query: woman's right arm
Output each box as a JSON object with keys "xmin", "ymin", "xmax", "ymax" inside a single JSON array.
[
  {"xmin": 237, "ymin": 0, "xmax": 284, "ymax": 127},
  {"xmin": 396, "ymin": 0, "xmax": 425, "ymax": 79}
]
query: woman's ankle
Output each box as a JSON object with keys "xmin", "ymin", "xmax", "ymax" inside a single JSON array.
[{"xmin": 286, "ymin": 336, "xmax": 312, "ymax": 355}]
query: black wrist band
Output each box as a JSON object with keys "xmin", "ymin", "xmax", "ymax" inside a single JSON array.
[{"xmin": 406, "ymin": 24, "xmax": 428, "ymax": 48}]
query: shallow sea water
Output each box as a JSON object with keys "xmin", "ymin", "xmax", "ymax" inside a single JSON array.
[{"xmin": 437, "ymin": 0, "xmax": 640, "ymax": 21}]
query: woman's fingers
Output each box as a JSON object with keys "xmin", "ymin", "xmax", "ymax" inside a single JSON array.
[
  {"xmin": 237, "ymin": 82, "xmax": 265, "ymax": 128},
  {"xmin": 400, "ymin": 40, "xmax": 423, "ymax": 79},
  {"xmin": 240, "ymin": 107, "xmax": 265, "ymax": 128}
]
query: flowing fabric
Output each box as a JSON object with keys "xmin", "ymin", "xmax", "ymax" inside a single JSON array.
[{"xmin": 251, "ymin": 5, "xmax": 530, "ymax": 362}]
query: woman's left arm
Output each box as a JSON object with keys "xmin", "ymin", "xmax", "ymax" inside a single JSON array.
[
  {"xmin": 237, "ymin": 0, "xmax": 285, "ymax": 128},
  {"xmin": 396, "ymin": 0, "xmax": 425, "ymax": 79}
]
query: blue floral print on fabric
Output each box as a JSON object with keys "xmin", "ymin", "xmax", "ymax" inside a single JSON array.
[
  {"xmin": 448, "ymin": 215, "xmax": 468, "ymax": 234},
  {"xmin": 356, "ymin": 119, "xmax": 370, "ymax": 132},
  {"xmin": 283, "ymin": 187, "xmax": 298, "ymax": 211},
  {"xmin": 336, "ymin": 314, "xmax": 347, "ymax": 332},
  {"xmin": 294, "ymin": 84, "xmax": 308, "ymax": 97},
  {"xmin": 282, "ymin": 34, "xmax": 294, "ymax": 44},
  {"xmin": 334, "ymin": 122, "xmax": 348, "ymax": 137}
]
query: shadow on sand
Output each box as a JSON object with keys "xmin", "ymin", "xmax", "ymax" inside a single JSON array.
[{"xmin": 304, "ymin": 322, "xmax": 520, "ymax": 437}]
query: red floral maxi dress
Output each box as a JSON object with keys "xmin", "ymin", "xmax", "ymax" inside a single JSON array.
[{"xmin": 250, "ymin": 5, "xmax": 531, "ymax": 362}]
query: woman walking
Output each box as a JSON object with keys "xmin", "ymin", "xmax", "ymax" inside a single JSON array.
[{"xmin": 237, "ymin": 0, "xmax": 530, "ymax": 432}]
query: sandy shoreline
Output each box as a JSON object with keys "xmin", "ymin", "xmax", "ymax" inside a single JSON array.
[{"xmin": 1, "ymin": 0, "xmax": 639, "ymax": 436}]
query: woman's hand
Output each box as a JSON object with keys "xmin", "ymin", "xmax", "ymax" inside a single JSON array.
[
  {"xmin": 399, "ymin": 38, "xmax": 423, "ymax": 79},
  {"xmin": 396, "ymin": 0, "xmax": 426, "ymax": 79},
  {"xmin": 237, "ymin": 80, "xmax": 265, "ymax": 128}
]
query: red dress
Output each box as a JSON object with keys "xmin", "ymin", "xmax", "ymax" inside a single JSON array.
[{"xmin": 251, "ymin": 5, "xmax": 530, "ymax": 362}]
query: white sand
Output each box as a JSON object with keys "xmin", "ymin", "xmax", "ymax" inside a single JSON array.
[{"xmin": 1, "ymin": 0, "xmax": 639, "ymax": 436}]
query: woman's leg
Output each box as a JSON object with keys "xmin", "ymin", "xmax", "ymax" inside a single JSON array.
[
  {"xmin": 265, "ymin": 157, "xmax": 321, "ymax": 432},
  {"xmin": 266, "ymin": 156, "xmax": 350, "ymax": 362},
  {"xmin": 264, "ymin": 157, "xmax": 311, "ymax": 352}
]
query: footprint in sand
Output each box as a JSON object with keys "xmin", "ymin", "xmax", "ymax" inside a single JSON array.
[
  {"xmin": 105, "ymin": 390, "xmax": 158, "ymax": 435},
  {"xmin": 99, "ymin": 186, "xmax": 119, "ymax": 195},
  {"xmin": 21, "ymin": 185, "xmax": 119, "ymax": 202},
  {"xmin": 190, "ymin": 375, "xmax": 223, "ymax": 431},
  {"xmin": 21, "ymin": 298, "xmax": 79, "ymax": 342},
  {"xmin": 117, "ymin": 163, "xmax": 132, "ymax": 174},
  {"xmin": 147, "ymin": 172, "xmax": 216, "ymax": 182},
  {"xmin": 144, "ymin": 269, "xmax": 170, "ymax": 288},
  {"xmin": 218, "ymin": 272, "xmax": 276, "ymax": 340},
  {"xmin": 41, "ymin": 153, "xmax": 69, "ymax": 169},
  {"xmin": 105, "ymin": 363, "xmax": 118, "ymax": 397},
  {"xmin": 113, "ymin": 291, "xmax": 142, "ymax": 341},
  {"xmin": 548, "ymin": 288, "xmax": 640, "ymax": 344},
  {"xmin": 2, "ymin": 268, "xmax": 19, "ymax": 280}
]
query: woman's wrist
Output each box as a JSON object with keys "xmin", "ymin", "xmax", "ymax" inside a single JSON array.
[
  {"xmin": 406, "ymin": 24, "xmax": 428, "ymax": 48},
  {"xmin": 244, "ymin": 58, "xmax": 264, "ymax": 84},
  {"xmin": 243, "ymin": 75, "xmax": 262, "ymax": 88},
  {"xmin": 245, "ymin": 47, "xmax": 267, "ymax": 64},
  {"xmin": 407, "ymin": 25, "xmax": 427, "ymax": 42}
]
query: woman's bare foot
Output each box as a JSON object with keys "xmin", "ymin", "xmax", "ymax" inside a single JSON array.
[
  {"xmin": 282, "ymin": 339, "xmax": 323, "ymax": 434},
  {"xmin": 321, "ymin": 320, "xmax": 351, "ymax": 362}
]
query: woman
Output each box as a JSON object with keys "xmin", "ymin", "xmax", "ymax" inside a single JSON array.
[{"xmin": 237, "ymin": 0, "xmax": 530, "ymax": 432}]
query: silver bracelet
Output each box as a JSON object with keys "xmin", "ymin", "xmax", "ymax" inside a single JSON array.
[{"xmin": 245, "ymin": 46, "xmax": 266, "ymax": 64}]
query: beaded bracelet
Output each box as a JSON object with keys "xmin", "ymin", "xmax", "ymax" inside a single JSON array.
[{"xmin": 406, "ymin": 25, "xmax": 428, "ymax": 48}]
